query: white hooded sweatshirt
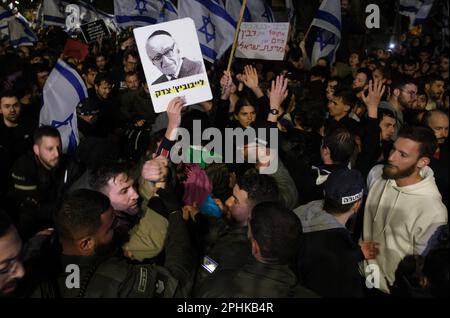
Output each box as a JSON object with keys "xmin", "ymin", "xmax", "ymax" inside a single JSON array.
[{"xmin": 362, "ymin": 165, "xmax": 448, "ymax": 293}]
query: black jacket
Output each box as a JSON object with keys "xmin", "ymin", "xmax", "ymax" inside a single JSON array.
[
  {"xmin": 195, "ymin": 259, "xmax": 317, "ymax": 298},
  {"xmin": 355, "ymin": 117, "xmax": 393, "ymax": 179},
  {"xmin": 152, "ymin": 58, "xmax": 204, "ymax": 85},
  {"xmin": 9, "ymin": 152, "xmax": 84, "ymax": 239},
  {"xmin": 32, "ymin": 212, "xmax": 195, "ymax": 298},
  {"xmin": 295, "ymin": 200, "xmax": 365, "ymax": 297},
  {"xmin": 193, "ymin": 223, "xmax": 253, "ymax": 291}
]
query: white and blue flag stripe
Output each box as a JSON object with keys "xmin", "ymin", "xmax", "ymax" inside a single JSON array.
[
  {"xmin": 226, "ymin": 0, "xmax": 274, "ymax": 23},
  {"xmin": 399, "ymin": 0, "xmax": 435, "ymax": 26},
  {"xmin": 40, "ymin": 59, "xmax": 88, "ymax": 154},
  {"xmin": 8, "ymin": 14, "xmax": 37, "ymax": 47},
  {"xmin": 310, "ymin": 0, "xmax": 341, "ymax": 65},
  {"xmin": 179, "ymin": 0, "xmax": 236, "ymax": 63},
  {"xmin": 114, "ymin": 0, "xmax": 165, "ymax": 27}
]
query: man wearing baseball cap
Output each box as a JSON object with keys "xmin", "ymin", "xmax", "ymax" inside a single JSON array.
[{"xmin": 294, "ymin": 169, "xmax": 378, "ymax": 297}]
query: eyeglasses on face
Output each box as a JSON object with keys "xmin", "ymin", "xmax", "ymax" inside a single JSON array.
[{"xmin": 151, "ymin": 43, "xmax": 176, "ymax": 63}]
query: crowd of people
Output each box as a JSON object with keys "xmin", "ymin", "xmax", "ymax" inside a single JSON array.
[{"xmin": 0, "ymin": 6, "xmax": 449, "ymax": 299}]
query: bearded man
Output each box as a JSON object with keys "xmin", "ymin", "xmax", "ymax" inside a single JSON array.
[
  {"xmin": 379, "ymin": 76, "xmax": 418, "ymax": 139},
  {"xmin": 361, "ymin": 126, "xmax": 447, "ymax": 294}
]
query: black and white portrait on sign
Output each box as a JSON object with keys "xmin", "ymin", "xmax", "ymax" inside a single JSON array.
[{"xmin": 134, "ymin": 18, "xmax": 211, "ymax": 113}]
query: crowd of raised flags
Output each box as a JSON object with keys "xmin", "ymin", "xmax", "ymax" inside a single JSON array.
[{"xmin": 0, "ymin": 0, "xmax": 439, "ymax": 153}]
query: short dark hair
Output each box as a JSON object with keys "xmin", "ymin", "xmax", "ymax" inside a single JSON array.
[
  {"xmin": 356, "ymin": 67, "xmax": 373, "ymax": 84},
  {"xmin": 0, "ymin": 209, "xmax": 13, "ymax": 238},
  {"xmin": 55, "ymin": 189, "xmax": 111, "ymax": 242},
  {"xmin": 390, "ymin": 75, "xmax": 417, "ymax": 91},
  {"xmin": 294, "ymin": 100, "xmax": 326, "ymax": 132},
  {"xmin": 124, "ymin": 71, "xmax": 139, "ymax": 80},
  {"xmin": 237, "ymin": 171, "xmax": 279, "ymax": 207},
  {"xmin": 250, "ymin": 201, "xmax": 302, "ymax": 264},
  {"xmin": 234, "ymin": 97, "xmax": 255, "ymax": 115},
  {"xmin": 323, "ymin": 127, "xmax": 355, "ymax": 165},
  {"xmin": 33, "ymin": 125, "xmax": 60, "ymax": 145},
  {"xmin": 82, "ymin": 63, "xmax": 98, "ymax": 75},
  {"xmin": 94, "ymin": 72, "xmax": 112, "ymax": 86},
  {"xmin": 323, "ymin": 196, "xmax": 355, "ymax": 214},
  {"xmin": 123, "ymin": 49, "xmax": 139, "ymax": 61},
  {"xmin": 0, "ymin": 90, "xmax": 19, "ymax": 102},
  {"xmin": 378, "ymin": 108, "xmax": 396, "ymax": 122},
  {"xmin": 397, "ymin": 125, "xmax": 438, "ymax": 159},
  {"xmin": 89, "ymin": 160, "xmax": 135, "ymax": 192},
  {"xmin": 310, "ymin": 65, "xmax": 330, "ymax": 80},
  {"xmin": 334, "ymin": 86, "xmax": 357, "ymax": 109}
]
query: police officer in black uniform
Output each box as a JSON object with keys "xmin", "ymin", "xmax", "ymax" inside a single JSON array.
[{"xmin": 9, "ymin": 126, "xmax": 83, "ymax": 240}]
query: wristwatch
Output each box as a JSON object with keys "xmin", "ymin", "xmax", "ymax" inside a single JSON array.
[{"xmin": 269, "ymin": 108, "xmax": 280, "ymax": 115}]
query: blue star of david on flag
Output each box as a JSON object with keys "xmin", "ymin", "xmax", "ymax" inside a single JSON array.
[
  {"xmin": 135, "ymin": 0, "xmax": 148, "ymax": 15},
  {"xmin": 262, "ymin": 2, "xmax": 274, "ymax": 22},
  {"xmin": 198, "ymin": 14, "xmax": 216, "ymax": 43},
  {"xmin": 316, "ymin": 30, "xmax": 337, "ymax": 50},
  {"xmin": 51, "ymin": 114, "xmax": 77, "ymax": 155}
]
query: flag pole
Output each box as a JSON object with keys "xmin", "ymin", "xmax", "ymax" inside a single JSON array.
[
  {"xmin": 303, "ymin": 22, "xmax": 314, "ymax": 43},
  {"xmin": 227, "ymin": 0, "xmax": 247, "ymax": 73}
]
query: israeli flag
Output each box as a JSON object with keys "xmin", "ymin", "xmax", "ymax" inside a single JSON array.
[
  {"xmin": 161, "ymin": 0, "xmax": 178, "ymax": 22},
  {"xmin": 399, "ymin": 0, "xmax": 434, "ymax": 26},
  {"xmin": 286, "ymin": 0, "xmax": 296, "ymax": 24},
  {"xmin": 179, "ymin": 0, "xmax": 236, "ymax": 63},
  {"xmin": 310, "ymin": 0, "xmax": 341, "ymax": 65},
  {"xmin": 114, "ymin": 0, "xmax": 163, "ymax": 26},
  {"xmin": 226, "ymin": 0, "xmax": 274, "ymax": 23},
  {"xmin": 1, "ymin": 5, "xmax": 14, "ymax": 21},
  {"xmin": 0, "ymin": 7, "xmax": 13, "ymax": 40},
  {"xmin": 40, "ymin": 59, "xmax": 88, "ymax": 154},
  {"xmin": 42, "ymin": 0, "xmax": 67, "ymax": 27},
  {"xmin": 0, "ymin": 23, "xmax": 8, "ymax": 40},
  {"xmin": 8, "ymin": 14, "xmax": 37, "ymax": 47}
]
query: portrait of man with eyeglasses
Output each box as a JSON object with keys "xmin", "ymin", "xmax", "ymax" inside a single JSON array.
[{"xmin": 145, "ymin": 30, "xmax": 204, "ymax": 85}]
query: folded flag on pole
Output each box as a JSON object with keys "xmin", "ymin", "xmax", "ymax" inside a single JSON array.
[
  {"xmin": 40, "ymin": 59, "xmax": 88, "ymax": 154},
  {"xmin": 43, "ymin": 0, "xmax": 117, "ymax": 32},
  {"xmin": 310, "ymin": 0, "xmax": 341, "ymax": 66},
  {"xmin": 178, "ymin": 0, "xmax": 236, "ymax": 63},
  {"xmin": 399, "ymin": 0, "xmax": 435, "ymax": 26},
  {"xmin": 226, "ymin": 0, "xmax": 274, "ymax": 22},
  {"xmin": 8, "ymin": 13, "xmax": 37, "ymax": 47},
  {"xmin": 285, "ymin": 0, "xmax": 296, "ymax": 24},
  {"xmin": 114, "ymin": 0, "xmax": 177, "ymax": 26},
  {"xmin": 43, "ymin": 0, "xmax": 67, "ymax": 27}
]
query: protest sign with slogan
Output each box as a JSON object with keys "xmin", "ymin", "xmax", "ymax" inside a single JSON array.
[
  {"xmin": 134, "ymin": 18, "xmax": 212, "ymax": 113},
  {"xmin": 80, "ymin": 20, "xmax": 110, "ymax": 43},
  {"xmin": 236, "ymin": 22, "xmax": 289, "ymax": 60}
]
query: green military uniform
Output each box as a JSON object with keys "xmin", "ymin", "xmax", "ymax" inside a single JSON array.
[
  {"xmin": 195, "ymin": 259, "xmax": 318, "ymax": 298},
  {"xmin": 32, "ymin": 212, "xmax": 194, "ymax": 298}
]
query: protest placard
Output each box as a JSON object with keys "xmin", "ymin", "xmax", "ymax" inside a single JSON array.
[
  {"xmin": 236, "ymin": 22, "xmax": 289, "ymax": 61},
  {"xmin": 133, "ymin": 18, "xmax": 212, "ymax": 113},
  {"xmin": 80, "ymin": 20, "xmax": 110, "ymax": 43}
]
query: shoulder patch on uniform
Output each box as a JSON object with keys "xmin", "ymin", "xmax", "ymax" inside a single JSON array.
[
  {"xmin": 202, "ymin": 256, "xmax": 218, "ymax": 274},
  {"xmin": 137, "ymin": 267, "xmax": 148, "ymax": 293}
]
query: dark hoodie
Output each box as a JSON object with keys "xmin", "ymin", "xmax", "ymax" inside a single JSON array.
[{"xmin": 295, "ymin": 200, "xmax": 365, "ymax": 298}]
